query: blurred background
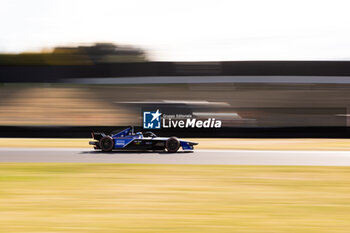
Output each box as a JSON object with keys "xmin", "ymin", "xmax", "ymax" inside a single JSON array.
[
  {"xmin": 3, "ymin": 3, "xmax": 350, "ymax": 233},
  {"xmin": 2, "ymin": 0, "xmax": 350, "ymax": 137}
]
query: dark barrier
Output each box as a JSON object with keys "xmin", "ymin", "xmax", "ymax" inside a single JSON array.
[
  {"xmin": 1, "ymin": 126, "xmax": 350, "ymax": 138},
  {"xmin": 2, "ymin": 61, "xmax": 350, "ymax": 82}
]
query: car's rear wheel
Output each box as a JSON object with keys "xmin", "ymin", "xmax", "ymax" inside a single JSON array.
[
  {"xmin": 99, "ymin": 136, "xmax": 114, "ymax": 152},
  {"xmin": 166, "ymin": 137, "xmax": 180, "ymax": 153}
]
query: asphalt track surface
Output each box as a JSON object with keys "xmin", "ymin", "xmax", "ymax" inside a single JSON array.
[{"xmin": 1, "ymin": 148, "xmax": 350, "ymax": 165}]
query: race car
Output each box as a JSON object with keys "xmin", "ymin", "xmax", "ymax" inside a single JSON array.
[{"xmin": 89, "ymin": 126, "xmax": 198, "ymax": 152}]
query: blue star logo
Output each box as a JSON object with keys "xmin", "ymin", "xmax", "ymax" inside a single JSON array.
[{"xmin": 143, "ymin": 109, "xmax": 161, "ymax": 129}]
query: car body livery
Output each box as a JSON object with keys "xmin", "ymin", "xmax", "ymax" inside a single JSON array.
[{"xmin": 89, "ymin": 127, "xmax": 198, "ymax": 152}]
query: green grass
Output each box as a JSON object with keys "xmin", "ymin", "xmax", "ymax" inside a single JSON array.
[{"xmin": 1, "ymin": 164, "xmax": 350, "ymax": 233}]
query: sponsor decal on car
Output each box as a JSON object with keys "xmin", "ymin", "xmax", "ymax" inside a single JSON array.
[{"xmin": 116, "ymin": 140, "xmax": 125, "ymax": 145}]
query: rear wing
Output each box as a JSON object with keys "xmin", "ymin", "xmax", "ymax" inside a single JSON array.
[{"xmin": 91, "ymin": 132, "xmax": 106, "ymax": 140}]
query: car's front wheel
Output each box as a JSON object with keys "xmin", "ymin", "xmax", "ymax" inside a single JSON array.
[
  {"xmin": 166, "ymin": 137, "xmax": 180, "ymax": 153},
  {"xmin": 99, "ymin": 136, "xmax": 114, "ymax": 152}
]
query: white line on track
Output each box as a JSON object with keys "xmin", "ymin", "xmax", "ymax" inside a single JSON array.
[{"xmin": 0, "ymin": 147, "xmax": 88, "ymax": 151}]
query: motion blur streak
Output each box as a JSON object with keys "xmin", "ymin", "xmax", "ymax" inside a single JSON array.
[
  {"xmin": 1, "ymin": 44, "xmax": 350, "ymax": 129},
  {"xmin": 0, "ymin": 83, "xmax": 348, "ymax": 127},
  {"xmin": 1, "ymin": 164, "xmax": 350, "ymax": 233},
  {"xmin": 2, "ymin": 1, "xmax": 350, "ymax": 232}
]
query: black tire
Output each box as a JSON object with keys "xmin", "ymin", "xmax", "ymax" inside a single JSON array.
[
  {"xmin": 99, "ymin": 136, "xmax": 114, "ymax": 152},
  {"xmin": 166, "ymin": 137, "xmax": 180, "ymax": 153}
]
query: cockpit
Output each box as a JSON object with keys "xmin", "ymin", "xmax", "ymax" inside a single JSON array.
[
  {"xmin": 112, "ymin": 127, "xmax": 157, "ymax": 138},
  {"xmin": 142, "ymin": 131, "xmax": 157, "ymax": 138}
]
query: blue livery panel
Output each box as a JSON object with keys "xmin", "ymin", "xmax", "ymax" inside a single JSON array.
[
  {"xmin": 114, "ymin": 138, "xmax": 135, "ymax": 148},
  {"xmin": 180, "ymin": 141, "xmax": 194, "ymax": 150}
]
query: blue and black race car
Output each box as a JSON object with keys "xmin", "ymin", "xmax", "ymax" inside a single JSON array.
[{"xmin": 89, "ymin": 127, "xmax": 198, "ymax": 152}]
